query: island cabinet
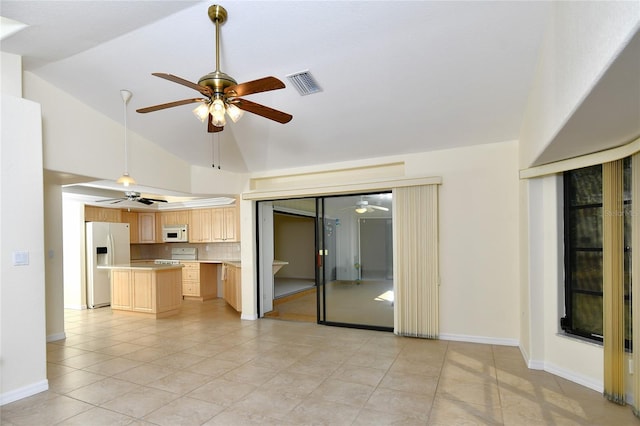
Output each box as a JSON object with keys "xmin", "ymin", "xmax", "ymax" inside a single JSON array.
[
  {"xmin": 181, "ymin": 262, "xmax": 217, "ymax": 301},
  {"xmin": 110, "ymin": 265, "xmax": 182, "ymax": 318},
  {"xmin": 222, "ymin": 262, "xmax": 241, "ymax": 312}
]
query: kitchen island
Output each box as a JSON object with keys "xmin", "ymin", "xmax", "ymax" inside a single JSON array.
[{"xmin": 100, "ymin": 264, "xmax": 183, "ymax": 318}]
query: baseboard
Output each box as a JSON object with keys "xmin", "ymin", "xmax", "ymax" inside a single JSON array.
[
  {"xmin": 47, "ymin": 332, "xmax": 66, "ymax": 342},
  {"xmin": 0, "ymin": 379, "xmax": 48, "ymax": 406},
  {"xmin": 63, "ymin": 304, "xmax": 87, "ymax": 310},
  {"xmin": 439, "ymin": 333, "xmax": 519, "ymax": 347},
  {"xmin": 241, "ymin": 312, "xmax": 258, "ymax": 320},
  {"xmin": 544, "ymin": 361, "xmax": 603, "ymax": 393}
]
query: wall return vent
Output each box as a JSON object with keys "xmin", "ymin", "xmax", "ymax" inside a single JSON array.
[{"xmin": 286, "ymin": 70, "xmax": 322, "ymax": 96}]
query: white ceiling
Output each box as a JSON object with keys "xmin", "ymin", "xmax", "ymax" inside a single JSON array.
[{"xmin": 1, "ymin": 0, "xmax": 553, "ymax": 175}]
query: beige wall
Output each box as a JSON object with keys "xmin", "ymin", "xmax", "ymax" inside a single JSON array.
[
  {"xmin": 1, "ymin": 52, "xmax": 48, "ymax": 403},
  {"xmin": 519, "ymin": 1, "xmax": 639, "ymax": 167}
]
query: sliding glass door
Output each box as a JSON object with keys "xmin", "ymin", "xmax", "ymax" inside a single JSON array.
[{"xmin": 317, "ymin": 193, "xmax": 394, "ymax": 330}]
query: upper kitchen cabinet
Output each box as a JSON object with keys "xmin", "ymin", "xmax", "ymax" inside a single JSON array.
[
  {"xmin": 120, "ymin": 211, "xmax": 139, "ymax": 244},
  {"xmin": 189, "ymin": 208, "xmax": 214, "ymax": 242},
  {"xmin": 159, "ymin": 210, "xmax": 190, "ymax": 227},
  {"xmin": 189, "ymin": 205, "xmax": 238, "ymax": 243},
  {"xmin": 85, "ymin": 205, "xmax": 121, "ymax": 223},
  {"xmin": 212, "ymin": 206, "xmax": 239, "ymax": 242},
  {"xmin": 138, "ymin": 212, "xmax": 156, "ymax": 244}
]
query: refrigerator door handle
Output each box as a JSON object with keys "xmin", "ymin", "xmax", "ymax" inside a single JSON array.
[{"xmin": 107, "ymin": 233, "xmax": 113, "ymax": 265}]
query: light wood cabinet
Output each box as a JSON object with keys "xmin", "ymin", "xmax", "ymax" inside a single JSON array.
[
  {"xmin": 85, "ymin": 205, "xmax": 121, "ymax": 223},
  {"xmin": 110, "ymin": 266, "xmax": 182, "ymax": 318},
  {"xmin": 159, "ymin": 210, "xmax": 190, "ymax": 227},
  {"xmin": 223, "ymin": 263, "xmax": 241, "ymax": 312},
  {"xmin": 181, "ymin": 262, "xmax": 217, "ymax": 301},
  {"xmin": 120, "ymin": 211, "xmax": 139, "ymax": 243},
  {"xmin": 189, "ymin": 208, "xmax": 214, "ymax": 242},
  {"xmin": 138, "ymin": 212, "xmax": 156, "ymax": 243},
  {"xmin": 212, "ymin": 207, "xmax": 239, "ymax": 242}
]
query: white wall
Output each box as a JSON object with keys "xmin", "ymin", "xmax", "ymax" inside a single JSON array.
[
  {"xmin": 526, "ymin": 176, "xmax": 604, "ymax": 391},
  {"xmin": 240, "ymin": 140, "xmax": 521, "ymax": 343},
  {"xmin": 23, "ymin": 73, "xmax": 193, "ymax": 193},
  {"xmin": 404, "ymin": 141, "xmax": 521, "ymax": 343},
  {"xmin": 519, "ymin": 1, "xmax": 640, "ymax": 167},
  {"xmin": 44, "ymin": 179, "xmax": 65, "ymax": 341},
  {"xmin": 62, "ymin": 196, "xmax": 87, "ymax": 310},
  {"xmin": 1, "ymin": 66, "xmax": 48, "ymax": 403}
]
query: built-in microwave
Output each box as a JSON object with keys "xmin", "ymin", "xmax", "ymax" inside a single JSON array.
[{"xmin": 162, "ymin": 224, "xmax": 188, "ymax": 242}]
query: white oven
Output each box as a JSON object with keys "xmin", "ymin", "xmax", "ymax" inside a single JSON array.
[{"xmin": 162, "ymin": 224, "xmax": 188, "ymax": 242}]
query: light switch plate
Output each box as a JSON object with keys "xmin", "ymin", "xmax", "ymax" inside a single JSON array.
[{"xmin": 13, "ymin": 251, "xmax": 29, "ymax": 266}]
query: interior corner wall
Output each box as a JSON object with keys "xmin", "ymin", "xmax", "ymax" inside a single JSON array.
[
  {"xmin": 519, "ymin": 178, "xmax": 532, "ymax": 361},
  {"xmin": 62, "ymin": 196, "xmax": 87, "ymax": 310},
  {"xmin": 528, "ymin": 175, "xmax": 604, "ymax": 391},
  {"xmin": 0, "ymin": 94, "xmax": 48, "ymax": 405},
  {"xmin": 1, "ymin": 52, "xmax": 22, "ymax": 97},
  {"xmin": 44, "ymin": 180, "xmax": 65, "ymax": 342},
  {"xmin": 519, "ymin": 1, "xmax": 640, "ymax": 167}
]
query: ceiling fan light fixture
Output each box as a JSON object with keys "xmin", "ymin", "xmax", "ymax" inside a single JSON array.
[
  {"xmin": 193, "ymin": 102, "xmax": 210, "ymax": 122},
  {"xmin": 209, "ymin": 98, "xmax": 226, "ymax": 126},
  {"xmin": 355, "ymin": 207, "xmax": 368, "ymax": 214},
  {"xmin": 226, "ymin": 103, "xmax": 244, "ymax": 123}
]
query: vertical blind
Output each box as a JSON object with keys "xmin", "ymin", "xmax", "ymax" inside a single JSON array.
[
  {"xmin": 603, "ymin": 159, "xmax": 625, "ymax": 404},
  {"xmin": 633, "ymin": 153, "xmax": 639, "ymax": 417},
  {"xmin": 393, "ymin": 185, "xmax": 440, "ymax": 338}
]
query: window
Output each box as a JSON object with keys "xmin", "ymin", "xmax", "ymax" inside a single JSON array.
[{"xmin": 561, "ymin": 158, "xmax": 632, "ymax": 349}]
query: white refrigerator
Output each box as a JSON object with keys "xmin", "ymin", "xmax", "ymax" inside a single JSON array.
[{"xmin": 86, "ymin": 222, "xmax": 130, "ymax": 308}]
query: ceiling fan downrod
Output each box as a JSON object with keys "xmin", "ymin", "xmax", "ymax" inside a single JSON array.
[{"xmin": 198, "ymin": 5, "xmax": 237, "ymax": 97}]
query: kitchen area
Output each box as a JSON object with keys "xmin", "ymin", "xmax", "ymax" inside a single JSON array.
[{"xmin": 64, "ymin": 200, "xmax": 245, "ymax": 318}]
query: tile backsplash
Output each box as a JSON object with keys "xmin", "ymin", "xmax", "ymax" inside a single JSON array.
[{"xmin": 131, "ymin": 242, "xmax": 240, "ymax": 261}]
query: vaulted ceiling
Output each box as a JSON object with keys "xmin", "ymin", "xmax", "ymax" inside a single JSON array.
[{"xmin": 2, "ymin": 1, "xmax": 552, "ymax": 175}]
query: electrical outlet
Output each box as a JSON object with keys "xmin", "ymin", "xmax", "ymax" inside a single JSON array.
[{"xmin": 629, "ymin": 359, "xmax": 634, "ymax": 374}]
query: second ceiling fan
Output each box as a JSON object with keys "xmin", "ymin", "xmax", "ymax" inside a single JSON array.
[{"xmin": 137, "ymin": 4, "xmax": 292, "ymax": 132}]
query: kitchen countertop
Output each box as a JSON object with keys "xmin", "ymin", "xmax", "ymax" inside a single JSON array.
[{"xmin": 98, "ymin": 263, "xmax": 184, "ymax": 271}]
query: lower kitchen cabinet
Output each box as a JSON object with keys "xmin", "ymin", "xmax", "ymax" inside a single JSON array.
[
  {"xmin": 181, "ymin": 262, "xmax": 217, "ymax": 301},
  {"xmin": 109, "ymin": 266, "xmax": 182, "ymax": 318},
  {"xmin": 222, "ymin": 263, "xmax": 241, "ymax": 312}
]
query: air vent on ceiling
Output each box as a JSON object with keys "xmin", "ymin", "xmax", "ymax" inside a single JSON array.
[{"xmin": 286, "ymin": 70, "xmax": 322, "ymax": 96}]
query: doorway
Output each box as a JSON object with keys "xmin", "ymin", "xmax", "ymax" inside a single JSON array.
[{"xmin": 257, "ymin": 192, "xmax": 393, "ymax": 330}]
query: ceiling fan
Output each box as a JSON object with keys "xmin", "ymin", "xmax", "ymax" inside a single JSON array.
[
  {"xmin": 136, "ymin": 4, "xmax": 292, "ymax": 132},
  {"xmin": 98, "ymin": 191, "xmax": 168, "ymax": 206},
  {"xmin": 341, "ymin": 198, "xmax": 389, "ymax": 214}
]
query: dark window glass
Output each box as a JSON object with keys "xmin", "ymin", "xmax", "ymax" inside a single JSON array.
[{"xmin": 562, "ymin": 158, "xmax": 632, "ymax": 350}]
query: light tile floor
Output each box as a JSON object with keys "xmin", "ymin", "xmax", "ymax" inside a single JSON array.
[{"xmin": 1, "ymin": 299, "xmax": 637, "ymax": 425}]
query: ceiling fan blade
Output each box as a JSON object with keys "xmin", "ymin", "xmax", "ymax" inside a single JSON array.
[
  {"xmin": 136, "ymin": 98, "xmax": 207, "ymax": 113},
  {"xmin": 208, "ymin": 114, "xmax": 224, "ymax": 133},
  {"xmin": 136, "ymin": 198, "xmax": 154, "ymax": 206},
  {"xmin": 142, "ymin": 198, "xmax": 168, "ymax": 203},
  {"xmin": 369, "ymin": 205, "xmax": 389, "ymax": 211},
  {"xmin": 152, "ymin": 73, "xmax": 213, "ymax": 97},
  {"xmin": 225, "ymin": 76, "xmax": 285, "ymax": 98},
  {"xmin": 97, "ymin": 197, "xmax": 125, "ymax": 203},
  {"xmin": 232, "ymin": 98, "xmax": 293, "ymax": 124}
]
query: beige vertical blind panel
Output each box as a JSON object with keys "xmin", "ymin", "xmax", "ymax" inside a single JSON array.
[
  {"xmin": 632, "ymin": 153, "xmax": 639, "ymax": 417},
  {"xmin": 602, "ymin": 159, "xmax": 625, "ymax": 404},
  {"xmin": 394, "ymin": 185, "xmax": 439, "ymax": 338}
]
